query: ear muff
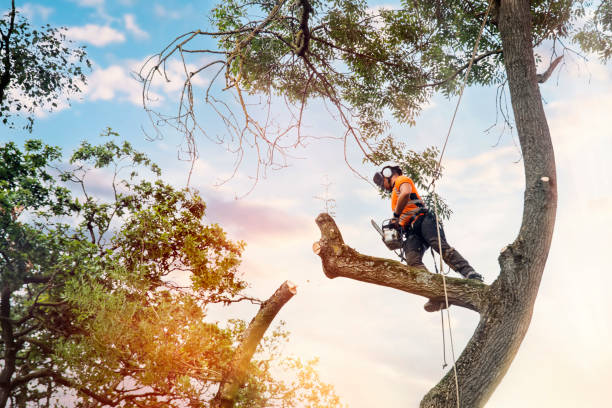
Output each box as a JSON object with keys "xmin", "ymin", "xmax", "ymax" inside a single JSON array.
[{"xmin": 381, "ymin": 166, "xmax": 393, "ymax": 178}]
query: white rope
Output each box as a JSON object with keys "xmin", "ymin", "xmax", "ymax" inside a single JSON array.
[
  {"xmin": 433, "ymin": 194, "xmax": 460, "ymax": 407},
  {"xmin": 429, "ymin": 1, "xmax": 495, "ymax": 407}
]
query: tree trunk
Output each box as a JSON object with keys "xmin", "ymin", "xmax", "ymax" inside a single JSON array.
[
  {"xmin": 314, "ymin": 0, "xmax": 557, "ymax": 406},
  {"xmin": 212, "ymin": 280, "xmax": 297, "ymax": 408},
  {"xmin": 422, "ymin": 0, "xmax": 557, "ymax": 404},
  {"xmin": 0, "ymin": 286, "xmax": 16, "ymax": 408}
]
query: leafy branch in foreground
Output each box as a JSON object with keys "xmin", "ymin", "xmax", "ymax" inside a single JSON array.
[{"xmin": 0, "ymin": 136, "xmax": 344, "ymax": 408}]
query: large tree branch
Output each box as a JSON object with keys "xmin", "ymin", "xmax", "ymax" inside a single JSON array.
[
  {"xmin": 312, "ymin": 213, "xmax": 488, "ymax": 313},
  {"xmin": 212, "ymin": 280, "xmax": 297, "ymax": 408}
]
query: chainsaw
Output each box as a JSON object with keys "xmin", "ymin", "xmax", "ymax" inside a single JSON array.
[{"xmin": 371, "ymin": 219, "xmax": 403, "ymax": 250}]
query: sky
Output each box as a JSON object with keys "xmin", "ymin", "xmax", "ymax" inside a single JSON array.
[{"xmin": 2, "ymin": 1, "xmax": 611, "ymax": 407}]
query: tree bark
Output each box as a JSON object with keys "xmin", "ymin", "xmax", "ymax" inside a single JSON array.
[
  {"xmin": 314, "ymin": 1, "xmax": 557, "ymax": 406},
  {"xmin": 212, "ymin": 280, "xmax": 297, "ymax": 408}
]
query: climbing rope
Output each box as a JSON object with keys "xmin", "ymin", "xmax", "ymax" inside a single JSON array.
[
  {"xmin": 430, "ymin": 248, "xmax": 448, "ymax": 369},
  {"xmin": 428, "ymin": 1, "xmax": 495, "ymax": 407}
]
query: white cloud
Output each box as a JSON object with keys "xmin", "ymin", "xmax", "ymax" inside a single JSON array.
[
  {"xmin": 66, "ymin": 24, "xmax": 125, "ymax": 47},
  {"xmin": 74, "ymin": 0, "xmax": 104, "ymax": 6},
  {"xmin": 123, "ymin": 14, "xmax": 149, "ymax": 39},
  {"xmin": 78, "ymin": 55, "xmax": 211, "ymax": 108},
  {"xmin": 85, "ymin": 64, "xmax": 143, "ymax": 105},
  {"xmin": 154, "ymin": 4, "xmax": 182, "ymax": 20},
  {"xmin": 18, "ymin": 3, "xmax": 53, "ymax": 20}
]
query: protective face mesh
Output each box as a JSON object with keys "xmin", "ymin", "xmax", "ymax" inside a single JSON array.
[{"xmin": 373, "ymin": 172, "xmax": 384, "ymax": 188}]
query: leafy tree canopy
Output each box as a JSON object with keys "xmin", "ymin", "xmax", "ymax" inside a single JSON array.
[
  {"xmin": 143, "ymin": 0, "xmax": 610, "ymax": 180},
  {"xmin": 0, "ymin": 135, "xmax": 343, "ymax": 408}
]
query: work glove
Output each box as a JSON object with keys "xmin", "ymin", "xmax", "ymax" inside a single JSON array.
[{"xmin": 389, "ymin": 212, "xmax": 400, "ymax": 228}]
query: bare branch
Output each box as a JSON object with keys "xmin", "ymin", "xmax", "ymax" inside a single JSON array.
[
  {"xmin": 212, "ymin": 280, "xmax": 297, "ymax": 408},
  {"xmin": 536, "ymin": 55, "xmax": 563, "ymax": 83}
]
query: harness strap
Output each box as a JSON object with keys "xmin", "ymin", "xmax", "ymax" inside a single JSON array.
[
  {"xmin": 400, "ymin": 208, "xmax": 429, "ymax": 227},
  {"xmin": 405, "ymin": 199, "xmax": 423, "ymax": 206}
]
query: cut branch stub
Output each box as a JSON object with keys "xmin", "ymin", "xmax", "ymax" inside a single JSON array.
[
  {"xmin": 314, "ymin": 213, "xmax": 488, "ymax": 313},
  {"xmin": 536, "ymin": 55, "xmax": 563, "ymax": 83},
  {"xmin": 212, "ymin": 280, "xmax": 296, "ymax": 408}
]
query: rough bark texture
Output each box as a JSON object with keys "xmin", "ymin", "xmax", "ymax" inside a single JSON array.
[
  {"xmin": 314, "ymin": 214, "xmax": 488, "ymax": 312},
  {"xmin": 212, "ymin": 280, "xmax": 297, "ymax": 408},
  {"xmin": 314, "ymin": 1, "xmax": 557, "ymax": 406}
]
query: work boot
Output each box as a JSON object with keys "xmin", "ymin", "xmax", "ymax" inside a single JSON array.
[
  {"xmin": 465, "ymin": 271, "xmax": 484, "ymax": 282},
  {"xmin": 424, "ymin": 299, "xmax": 448, "ymax": 312}
]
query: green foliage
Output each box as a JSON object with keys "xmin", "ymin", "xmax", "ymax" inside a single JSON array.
[
  {"xmin": 0, "ymin": 136, "xmax": 343, "ymax": 408},
  {"xmin": 573, "ymin": 1, "xmax": 612, "ymax": 61},
  {"xmin": 196, "ymin": 0, "xmax": 610, "ymax": 144},
  {"xmin": 0, "ymin": 8, "xmax": 90, "ymax": 131},
  {"xmin": 207, "ymin": 0, "xmax": 507, "ymax": 138},
  {"xmin": 147, "ymin": 1, "xmax": 610, "ymax": 189}
]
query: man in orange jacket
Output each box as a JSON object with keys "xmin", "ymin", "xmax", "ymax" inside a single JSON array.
[{"xmin": 373, "ymin": 165, "xmax": 483, "ymax": 283}]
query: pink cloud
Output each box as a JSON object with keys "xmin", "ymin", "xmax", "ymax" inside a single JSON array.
[{"xmin": 203, "ymin": 196, "xmax": 311, "ymax": 241}]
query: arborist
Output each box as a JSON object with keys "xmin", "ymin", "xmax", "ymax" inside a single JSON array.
[{"xmin": 373, "ymin": 165, "xmax": 483, "ymax": 283}]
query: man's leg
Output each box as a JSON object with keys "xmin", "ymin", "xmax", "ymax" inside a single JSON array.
[
  {"xmin": 402, "ymin": 233, "xmax": 427, "ymax": 269},
  {"xmin": 418, "ymin": 214, "xmax": 482, "ymax": 280}
]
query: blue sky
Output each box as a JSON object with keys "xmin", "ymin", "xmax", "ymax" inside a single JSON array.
[{"xmin": 2, "ymin": 1, "xmax": 612, "ymax": 407}]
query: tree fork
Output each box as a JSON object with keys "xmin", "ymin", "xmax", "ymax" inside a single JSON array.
[{"xmin": 212, "ymin": 280, "xmax": 297, "ymax": 408}]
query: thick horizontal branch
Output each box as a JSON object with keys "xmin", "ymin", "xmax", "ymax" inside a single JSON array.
[
  {"xmin": 22, "ymin": 276, "xmax": 51, "ymax": 284},
  {"xmin": 313, "ymin": 213, "xmax": 488, "ymax": 312}
]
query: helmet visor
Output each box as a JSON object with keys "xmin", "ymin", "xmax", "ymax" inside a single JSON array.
[{"xmin": 373, "ymin": 172, "xmax": 384, "ymax": 188}]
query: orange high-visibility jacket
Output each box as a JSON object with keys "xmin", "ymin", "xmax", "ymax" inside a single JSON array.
[{"xmin": 391, "ymin": 175, "xmax": 426, "ymax": 227}]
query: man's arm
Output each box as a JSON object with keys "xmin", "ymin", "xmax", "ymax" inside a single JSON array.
[{"xmin": 393, "ymin": 182, "xmax": 412, "ymax": 216}]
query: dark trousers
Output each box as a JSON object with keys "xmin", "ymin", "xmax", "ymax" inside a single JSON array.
[{"xmin": 402, "ymin": 213, "xmax": 475, "ymax": 277}]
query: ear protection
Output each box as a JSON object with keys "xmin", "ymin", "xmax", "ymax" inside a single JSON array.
[{"xmin": 373, "ymin": 165, "xmax": 402, "ymax": 188}]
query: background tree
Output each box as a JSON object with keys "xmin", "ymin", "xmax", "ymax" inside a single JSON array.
[
  {"xmin": 0, "ymin": 0, "xmax": 89, "ymax": 131},
  {"xmin": 142, "ymin": 0, "xmax": 612, "ymax": 407},
  {"xmin": 0, "ymin": 136, "xmax": 343, "ymax": 407}
]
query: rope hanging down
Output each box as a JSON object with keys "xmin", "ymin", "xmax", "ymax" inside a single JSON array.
[{"xmin": 428, "ymin": 1, "xmax": 494, "ymax": 407}]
